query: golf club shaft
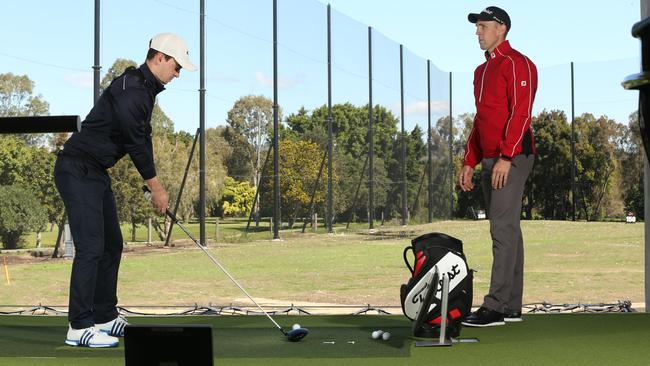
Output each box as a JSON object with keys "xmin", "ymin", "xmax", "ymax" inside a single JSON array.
[{"xmin": 161, "ymin": 208, "xmax": 285, "ymax": 334}]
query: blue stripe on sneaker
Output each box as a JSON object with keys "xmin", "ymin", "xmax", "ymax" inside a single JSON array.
[{"xmin": 80, "ymin": 330, "xmax": 93, "ymax": 346}]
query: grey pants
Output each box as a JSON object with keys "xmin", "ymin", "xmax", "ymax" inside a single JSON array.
[{"xmin": 480, "ymin": 154, "xmax": 534, "ymax": 313}]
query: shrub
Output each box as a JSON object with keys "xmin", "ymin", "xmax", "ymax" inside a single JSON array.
[{"xmin": 0, "ymin": 184, "xmax": 48, "ymax": 249}]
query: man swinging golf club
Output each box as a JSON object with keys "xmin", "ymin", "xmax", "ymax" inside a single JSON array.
[{"xmin": 54, "ymin": 33, "xmax": 196, "ymax": 347}]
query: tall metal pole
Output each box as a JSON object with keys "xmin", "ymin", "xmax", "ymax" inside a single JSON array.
[
  {"xmin": 449, "ymin": 72, "xmax": 454, "ymax": 218},
  {"xmin": 639, "ymin": 0, "xmax": 649, "ymax": 313},
  {"xmin": 645, "ymin": 155, "xmax": 650, "ymax": 313},
  {"xmin": 93, "ymin": 0, "xmax": 101, "ymax": 104},
  {"xmin": 199, "ymin": 0, "xmax": 206, "ymax": 245},
  {"xmin": 400, "ymin": 44, "xmax": 407, "ymax": 226},
  {"xmin": 368, "ymin": 26, "xmax": 374, "ymax": 229},
  {"xmin": 272, "ymin": 0, "xmax": 280, "ymax": 239},
  {"xmin": 427, "ymin": 60, "xmax": 433, "ymax": 223},
  {"xmin": 571, "ymin": 62, "xmax": 577, "ymax": 221},
  {"xmin": 326, "ymin": 5, "xmax": 333, "ymax": 233}
]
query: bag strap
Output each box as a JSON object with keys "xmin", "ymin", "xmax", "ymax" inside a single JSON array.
[{"xmin": 403, "ymin": 246, "xmax": 414, "ymax": 275}]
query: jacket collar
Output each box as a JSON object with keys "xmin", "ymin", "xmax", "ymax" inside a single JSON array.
[
  {"xmin": 484, "ymin": 40, "xmax": 512, "ymax": 60},
  {"xmin": 139, "ymin": 63, "xmax": 165, "ymax": 95}
]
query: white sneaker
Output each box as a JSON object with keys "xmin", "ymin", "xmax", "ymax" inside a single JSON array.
[
  {"xmin": 96, "ymin": 315, "xmax": 129, "ymax": 337},
  {"xmin": 65, "ymin": 326, "xmax": 118, "ymax": 348}
]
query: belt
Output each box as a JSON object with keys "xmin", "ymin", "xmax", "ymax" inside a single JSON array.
[{"xmin": 57, "ymin": 150, "xmax": 105, "ymax": 171}]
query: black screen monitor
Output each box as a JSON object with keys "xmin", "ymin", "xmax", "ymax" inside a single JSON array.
[{"xmin": 124, "ymin": 324, "xmax": 213, "ymax": 366}]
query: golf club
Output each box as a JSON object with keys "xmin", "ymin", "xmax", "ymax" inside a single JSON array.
[{"xmin": 142, "ymin": 186, "xmax": 308, "ymax": 342}]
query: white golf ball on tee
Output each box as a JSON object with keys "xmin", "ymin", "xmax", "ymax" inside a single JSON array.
[
  {"xmin": 292, "ymin": 323, "xmax": 301, "ymax": 330},
  {"xmin": 382, "ymin": 331, "xmax": 391, "ymax": 340}
]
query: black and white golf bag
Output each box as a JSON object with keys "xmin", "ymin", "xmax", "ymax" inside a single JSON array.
[{"xmin": 400, "ymin": 232, "xmax": 473, "ymax": 338}]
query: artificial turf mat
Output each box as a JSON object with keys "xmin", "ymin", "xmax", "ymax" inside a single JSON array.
[{"xmin": 1, "ymin": 314, "xmax": 649, "ymax": 365}]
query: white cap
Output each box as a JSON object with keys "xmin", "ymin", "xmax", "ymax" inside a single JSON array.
[{"xmin": 149, "ymin": 33, "xmax": 197, "ymax": 72}]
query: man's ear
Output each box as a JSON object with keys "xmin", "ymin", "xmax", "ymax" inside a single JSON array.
[
  {"xmin": 154, "ymin": 51, "xmax": 164, "ymax": 64},
  {"xmin": 498, "ymin": 24, "xmax": 507, "ymax": 38}
]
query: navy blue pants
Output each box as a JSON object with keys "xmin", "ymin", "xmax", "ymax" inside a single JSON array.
[{"xmin": 54, "ymin": 154, "xmax": 123, "ymax": 329}]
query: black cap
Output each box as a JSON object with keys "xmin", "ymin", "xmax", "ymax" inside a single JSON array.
[{"xmin": 468, "ymin": 6, "xmax": 511, "ymax": 31}]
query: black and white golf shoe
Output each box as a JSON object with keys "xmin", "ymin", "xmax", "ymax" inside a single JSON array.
[
  {"xmin": 504, "ymin": 310, "xmax": 523, "ymax": 322},
  {"xmin": 96, "ymin": 315, "xmax": 129, "ymax": 337},
  {"xmin": 65, "ymin": 326, "xmax": 119, "ymax": 348},
  {"xmin": 461, "ymin": 307, "xmax": 505, "ymax": 327}
]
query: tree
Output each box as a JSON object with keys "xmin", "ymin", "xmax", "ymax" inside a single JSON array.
[
  {"xmin": 0, "ymin": 73, "xmax": 50, "ymax": 145},
  {"xmin": 574, "ymin": 113, "xmax": 624, "ymax": 220},
  {"xmin": 426, "ymin": 115, "xmax": 455, "ymax": 219},
  {"xmin": 204, "ymin": 127, "xmax": 230, "ymax": 216},
  {"xmin": 110, "ymin": 158, "xmax": 152, "ymax": 241},
  {"xmin": 260, "ymin": 140, "xmax": 333, "ymax": 226},
  {"xmin": 302, "ymin": 103, "xmax": 399, "ymax": 162},
  {"xmin": 220, "ymin": 177, "xmax": 255, "ymax": 217},
  {"xmin": 226, "ymin": 95, "xmax": 278, "ymax": 222},
  {"xmin": 285, "ymin": 103, "xmax": 398, "ymax": 221},
  {"xmin": 530, "ymin": 110, "xmax": 572, "ymax": 219},
  {"xmin": 619, "ymin": 111, "xmax": 644, "ymax": 219},
  {"xmin": 0, "ymin": 136, "xmax": 61, "ymax": 246},
  {"xmin": 222, "ymin": 125, "xmax": 253, "ymax": 182},
  {"xmin": 226, "ymin": 95, "xmax": 275, "ymax": 183},
  {"xmin": 0, "ymin": 73, "xmax": 49, "ymax": 117},
  {"xmin": 405, "ymin": 125, "xmax": 427, "ymax": 219},
  {"xmin": 0, "ymin": 184, "xmax": 48, "ymax": 249},
  {"xmin": 451, "ymin": 113, "xmax": 484, "ymax": 219},
  {"xmin": 100, "ymin": 59, "xmax": 137, "ymax": 90},
  {"xmin": 23, "ymin": 147, "xmax": 62, "ymax": 237},
  {"xmin": 453, "ymin": 113, "xmax": 475, "ymax": 156}
]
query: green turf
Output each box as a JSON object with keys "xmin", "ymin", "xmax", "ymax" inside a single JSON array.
[
  {"xmin": 1, "ymin": 314, "xmax": 650, "ymax": 365},
  {"xmin": 2, "ymin": 220, "xmax": 645, "ymax": 308}
]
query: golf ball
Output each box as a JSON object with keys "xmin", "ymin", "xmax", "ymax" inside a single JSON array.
[
  {"xmin": 371, "ymin": 330, "xmax": 384, "ymax": 339},
  {"xmin": 292, "ymin": 323, "xmax": 301, "ymax": 330},
  {"xmin": 382, "ymin": 332, "xmax": 391, "ymax": 341}
]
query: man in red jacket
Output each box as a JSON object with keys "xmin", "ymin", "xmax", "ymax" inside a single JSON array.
[{"xmin": 459, "ymin": 6, "xmax": 537, "ymax": 327}]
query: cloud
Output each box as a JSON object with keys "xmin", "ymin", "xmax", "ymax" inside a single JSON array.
[
  {"xmin": 212, "ymin": 72, "xmax": 240, "ymax": 83},
  {"xmin": 64, "ymin": 73, "xmax": 93, "ymax": 89},
  {"xmin": 255, "ymin": 71, "xmax": 301, "ymax": 89},
  {"xmin": 397, "ymin": 100, "xmax": 450, "ymax": 117}
]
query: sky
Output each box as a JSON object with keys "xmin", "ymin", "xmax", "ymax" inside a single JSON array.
[{"xmin": 0, "ymin": 0, "xmax": 643, "ymax": 134}]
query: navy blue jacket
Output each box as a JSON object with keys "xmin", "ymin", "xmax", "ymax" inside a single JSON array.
[{"xmin": 62, "ymin": 63, "xmax": 164, "ymax": 180}]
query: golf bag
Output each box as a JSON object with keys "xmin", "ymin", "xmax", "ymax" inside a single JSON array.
[{"xmin": 400, "ymin": 232, "xmax": 473, "ymax": 338}]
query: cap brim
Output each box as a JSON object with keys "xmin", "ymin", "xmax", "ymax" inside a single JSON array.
[
  {"xmin": 177, "ymin": 58, "xmax": 197, "ymax": 72},
  {"xmin": 468, "ymin": 13, "xmax": 494, "ymax": 23}
]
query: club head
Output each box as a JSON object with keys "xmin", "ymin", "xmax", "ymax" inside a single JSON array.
[{"xmin": 286, "ymin": 327, "xmax": 309, "ymax": 342}]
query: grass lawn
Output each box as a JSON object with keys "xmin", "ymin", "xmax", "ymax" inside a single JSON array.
[{"xmin": 0, "ymin": 219, "xmax": 644, "ymax": 310}]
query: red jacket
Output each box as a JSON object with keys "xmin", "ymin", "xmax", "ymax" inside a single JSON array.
[{"xmin": 463, "ymin": 40, "xmax": 538, "ymax": 168}]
